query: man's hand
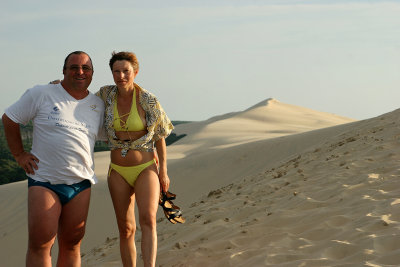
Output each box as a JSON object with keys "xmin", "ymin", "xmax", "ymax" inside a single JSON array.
[
  {"xmin": 15, "ymin": 151, "xmax": 39, "ymax": 175},
  {"xmin": 2, "ymin": 113, "xmax": 39, "ymax": 174}
]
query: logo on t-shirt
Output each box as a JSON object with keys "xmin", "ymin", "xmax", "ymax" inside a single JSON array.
[
  {"xmin": 51, "ymin": 106, "xmax": 60, "ymax": 115},
  {"xmin": 90, "ymin": 104, "xmax": 99, "ymax": 112}
]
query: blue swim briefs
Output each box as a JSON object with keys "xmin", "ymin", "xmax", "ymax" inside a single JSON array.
[{"xmin": 28, "ymin": 177, "xmax": 91, "ymax": 205}]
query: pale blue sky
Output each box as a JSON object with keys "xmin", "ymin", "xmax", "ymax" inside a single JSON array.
[{"xmin": 1, "ymin": 0, "xmax": 399, "ymax": 121}]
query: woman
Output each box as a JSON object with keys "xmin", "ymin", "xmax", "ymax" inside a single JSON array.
[{"xmin": 96, "ymin": 51, "xmax": 174, "ymax": 267}]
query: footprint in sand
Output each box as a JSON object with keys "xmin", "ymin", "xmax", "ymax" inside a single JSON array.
[
  {"xmin": 325, "ymin": 215, "xmax": 351, "ymax": 228},
  {"xmin": 322, "ymin": 241, "xmax": 359, "ymax": 260},
  {"xmin": 372, "ymin": 234, "xmax": 400, "ymax": 253}
]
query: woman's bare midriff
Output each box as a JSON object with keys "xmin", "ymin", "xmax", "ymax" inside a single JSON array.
[{"xmin": 111, "ymin": 130, "xmax": 155, "ymax": 166}]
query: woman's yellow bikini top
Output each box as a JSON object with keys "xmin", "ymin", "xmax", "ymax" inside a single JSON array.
[{"xmin": 113, "ymin": 88, "xmax": 146, "ymax": 132}]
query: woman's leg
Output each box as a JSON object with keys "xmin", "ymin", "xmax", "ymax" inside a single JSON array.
[
  {"xmin": 108, "ymin": 169, "xmax": 137, "ymax": 267},
  {"xmin": 134, "ymin": 164, "xmax": 160, "ymax": 267}
]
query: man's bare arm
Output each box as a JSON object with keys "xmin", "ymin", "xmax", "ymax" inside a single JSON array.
[{"xmin": 2, "ymin": 114, "xmax": 39, "ymax": 174}]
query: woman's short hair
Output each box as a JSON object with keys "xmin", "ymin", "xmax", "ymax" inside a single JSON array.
[{"xmin": 109, "ymin": 51, "xmax": 139, "ymax": 72}]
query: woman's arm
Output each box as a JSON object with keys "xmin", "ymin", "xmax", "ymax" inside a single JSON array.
[{"xmin": 155, "ymin": 138, "xmax": 170, "ymax": 192}]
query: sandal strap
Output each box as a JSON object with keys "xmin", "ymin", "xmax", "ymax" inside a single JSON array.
[
  {"xmin": 166, "ymin": 210, "xmax": 182, "ymax": 220},
  {"xmin": 162, "ymin": 191, "xmax": 176, "ymax": 201},
  {"xmin": 163, "ymin": 206, "xmax": 181, "ymax": 214}
]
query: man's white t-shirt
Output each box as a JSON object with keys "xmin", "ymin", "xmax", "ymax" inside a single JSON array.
[{"xmin": 5, "ymin": 83, "xmax": 105, "ymax": 185}]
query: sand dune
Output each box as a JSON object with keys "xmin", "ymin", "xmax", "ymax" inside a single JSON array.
[
  {"xmin": 3, "ymin": 98, "xmax": 400, "ymax": 266},
  {"xmin": 169, "ymin": 98, "xmax": 354, "ymax": 158},
  {"xmin": 152, "ymin": 109, "xmax": 400, "ymax": 266}
]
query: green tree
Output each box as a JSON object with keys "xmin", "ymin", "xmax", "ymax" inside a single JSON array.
[{"xmin": 0, "ymin": 121, "xmax": 30, "ymax": 185}]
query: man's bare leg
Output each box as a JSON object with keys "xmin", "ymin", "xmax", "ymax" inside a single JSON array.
[
  {"xmin": 57, "ymin": 188, "xmax": 91, "ymax": 267},
  {"xmin": 26, "ymin": 186, "xmax": 61, "ymax": 267}
]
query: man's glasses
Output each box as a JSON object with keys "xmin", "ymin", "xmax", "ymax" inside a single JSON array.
[{"xmin": 68, "ymin": 65, "xmax": 93, "ymax": 73}]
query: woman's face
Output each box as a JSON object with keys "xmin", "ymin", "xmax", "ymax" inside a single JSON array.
[{"xmin": 112, "ymin": 60, "xmax": 138, "ymax": 90}]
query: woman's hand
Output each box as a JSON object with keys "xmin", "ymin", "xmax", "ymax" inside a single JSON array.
[
  {"xmin": 49, "ymin": 79, "xmax": 62, "ymax": 84},
  {"xmin": 158, "ymin": 170, "xmax": 170, "ymax": 193}
]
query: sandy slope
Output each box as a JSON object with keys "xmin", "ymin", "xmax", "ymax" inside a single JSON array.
[
  {"xmin": 151, "ymin": 109, "xmax": 400, "ymax": 267},
  {"xmin": 9, "ymin": 97, "xmax": 400, "ymax": 266},
  {"xmin": 83, "ymin": 107, "xmax": 400, "ymax": 267}
]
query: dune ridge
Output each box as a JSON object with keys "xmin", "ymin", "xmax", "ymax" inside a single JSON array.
[{"xmin": 169, "ymin": 98, "xmax": 354, "ymax": 158}]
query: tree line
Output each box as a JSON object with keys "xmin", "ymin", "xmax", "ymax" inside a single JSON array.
[{"xmin": 0, "ymin": 122, "xmax": 33, "ymax": 184}]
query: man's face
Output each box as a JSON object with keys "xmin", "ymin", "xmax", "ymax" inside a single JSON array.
[{"xmin": 63, "ymin": 53, "xmax": 93, "ymax": 91}]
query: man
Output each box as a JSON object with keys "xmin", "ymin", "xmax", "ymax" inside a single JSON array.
[{"xmin": 2, "ymin": 51, "xmax": 105, "ymax": 267}]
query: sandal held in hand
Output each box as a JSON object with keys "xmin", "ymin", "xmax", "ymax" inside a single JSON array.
[{"xmin": 159, "ymin": 191, "xmax": 185, "ymax": 224}]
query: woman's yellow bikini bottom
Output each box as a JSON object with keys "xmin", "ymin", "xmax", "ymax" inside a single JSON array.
[{"xmin": 109, "ymin": 159, "xmax": 156, "ymax": 187}]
